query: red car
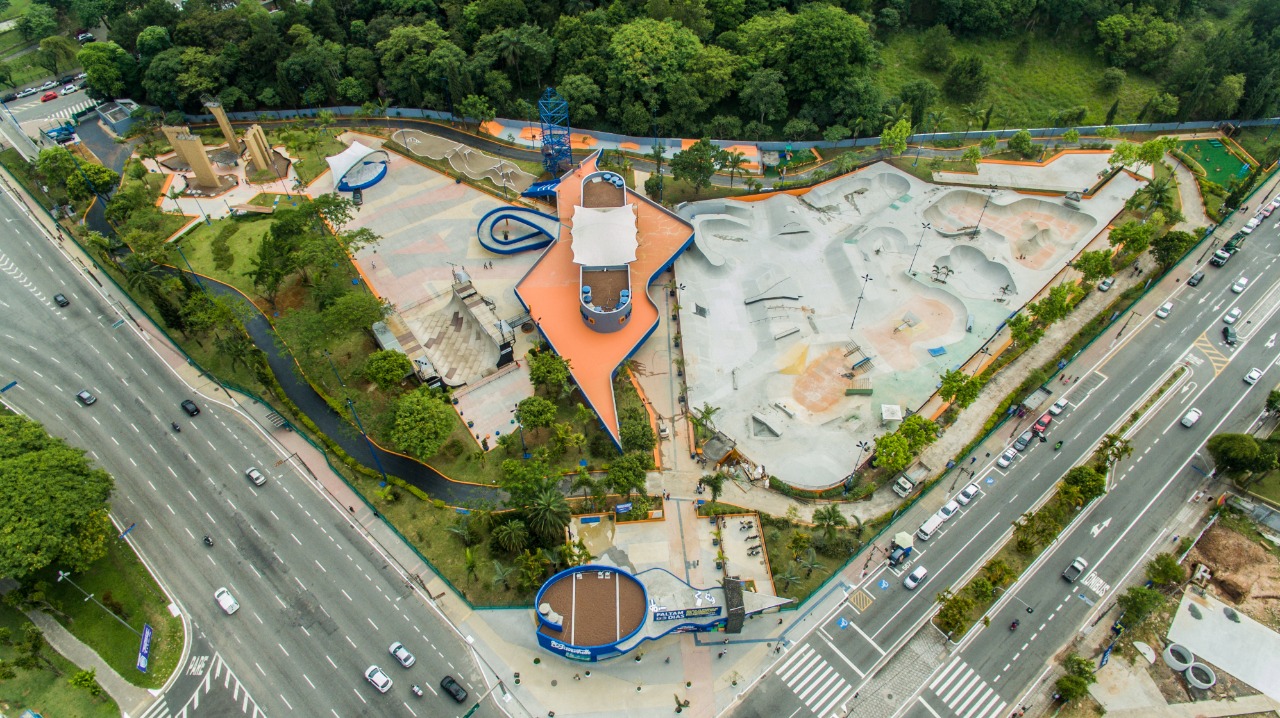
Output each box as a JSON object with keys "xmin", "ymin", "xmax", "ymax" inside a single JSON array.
[
  {"xmin": 40, "ymin": 91, "xmax": 57, "ymax": 102},
  {"xmin": 1032, "ymin": 413, "xmax": 1053, "ymax": 434}
]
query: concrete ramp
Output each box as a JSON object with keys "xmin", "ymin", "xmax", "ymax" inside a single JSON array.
[{"xmin": 477, "ymin": 206, "xmax": 560, "ymax": 254}]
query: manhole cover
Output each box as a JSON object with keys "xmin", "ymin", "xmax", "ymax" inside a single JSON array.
[{"xmin": 551, "ymin": 680, "xmax": 557, "ymax": 687}]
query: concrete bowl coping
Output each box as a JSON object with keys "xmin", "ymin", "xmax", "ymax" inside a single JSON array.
[
  {"xmin": 1185, "ymin": 662, "xmax": 1217, "ymax": 689},
  {"xmin": 1163, "ymin": 643, "xmax": 1193, "ymax": 672}
]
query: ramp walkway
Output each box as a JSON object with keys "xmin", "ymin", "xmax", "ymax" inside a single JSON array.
[{"xmin": 477, "ymin": 206, "xmax": 560, "ymax": 254}]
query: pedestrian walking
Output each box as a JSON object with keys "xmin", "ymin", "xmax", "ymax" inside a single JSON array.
[
  {"xmin": 371, "ymin": 261, "xmax": 376, "ymax": 268},
  {"xmin": 574, "ymin": 673, "xmax": 581, "ymax": 681},
  {"xmin": 717, "ymin": 650, "xmax": 725, "ymax": 659}
]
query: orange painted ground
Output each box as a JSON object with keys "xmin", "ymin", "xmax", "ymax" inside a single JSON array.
[{"xmin": 516, "ymin": 155, "xmax": 693, "ymax": 441}]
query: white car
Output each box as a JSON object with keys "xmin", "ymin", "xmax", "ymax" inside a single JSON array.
[
  {"xmin": 936, "ymin": 500, "xmax": 961, "ymax": 522},
  {"xmin": 388, "ymin": 641, "xmax": 415, "ymax": 668},
  {"xmin": 1223, "ymin": 307, "xmax": 1242, "ymax": 324},
  {"xmin": 1181, "ymin": 408, "xmax": 1202, "ymax": 427},
  {"xmin": 903, "ymin": 565, "xmax": 928, "ymax": 590},
  {"xmin": 244, "ymin": 467, "xmax": 266, "ymax": 486},
  {"xmin": 1097, "ymin": 277, "xmax": 1114, "ymax": 292},
  {"xmin": 1155, "ymin": 301, "xmax": 1173, "ymax": 319},
  {"xmin": 1048, "ymin": 397, "xmax": 1069, "ymax": 416},
  {"xmin": 15, "ymin": 87, "xmax": 38, "ymax": 98},
  {"xmin": 38, "ymin": 80, "xmax": 57, "ymax": 91},
  {"xmin": 955, "ymin": 483, "xmax": 980, "ymax": 505},
  {"xmin": 364, "ymin": 665, "xmax": 392, "ymax": 693},
  {"xmin": 214, "ymin": 587, "xmax": 239, "ymax": 614},
  {"xmin": 1232, "ymin": 276, "xmax": 1249, "ymax": 293},
  {"xmin": 1245, "ymin": 367, "xmax": 1262, "ymax": 385},
  {"xmin": 997, "ymin": 448, "xmax": 1017, "ymax": 468},
  {"xmin": 60, "ymin": 84, "xmax": 77, "ymax": 95}
]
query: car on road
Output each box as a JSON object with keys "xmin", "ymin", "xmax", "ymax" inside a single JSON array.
[
  {"xmin": 40, "ymin": 91, "xmax": 57, "ymax": 102},
  {"xmin": 1187, "ymin": 271, "xmax": 1205, "ymax": 286},
  {"xmin": 1223, "ymin": 325, "xmax": 1238, "ymax": 345},
  {"xmin": 60, "ymin": 84, "xmax": 77, "ymax": 95},
  {"xmin": 15, "ymin": 87, "xmax": 38, "ymax": 98},
  {"xmin": 1232, "ymin": 276, "xmax": 1249, "ymax": 293},
  {"xmin": 244, "ymin": 467, "xmax": 266, "ymax": 486},
  {"xmin": 53, "ymin": 293, "xmax": 69, "ymax": 307},
  {"xmin": 1181, "ymin": 408, "xmax": 1202, "ymax": 427},
  {"xmin": 936, "ymin": 500, "xmax": 961, "ymax": 522},
  {"xmin": 441, "ymin": 675, "xmax": 468, "ymax": 703},
  {"xmin": 214, "ymin": 587, "xmax": 239, "ymax": 614},
  {"xmin": 181, "ymin": 399, "xmax": 200, "ymax": 416},
  {"xmin": 903, "ymin": 565, "xmax": 928, "ymax": 590},
  {"xmin": 74, "ymin": 72, "xmax": 87, "ymax": 80},
  {"xmin": 389, "ymin": 641, "xmax": 415, "ymax": 668},
  {"xmin": 997, "ymin": 448, "xmax": 1017, "ymax": 468},
  {"xmin": 1097, "ymin": 277, "xmax": 1114, "ymax": 292},
  {"xmin": 1245, "ymin": 368, "xmax": 1263, "ymax": 385},
  {"xmin": 365, "ymin": 665, "xmax": 392, "ymax": 693},
  {"xmin": 1013, "ymin": 430, "xmax": 1035, "ymax": 452},
  {"xmin": 1210, "ymin": 249, "xmax": 1232, "ymax": 266},
  {"xmin": 1062, "ymin": 557, "xmax": 1088, "ymax": 582},
  {"xmin": 76, "ymin": 32, "xmax": 95, "ymax": 43},
  {"xmin": 1155, "ymin": 301, "xmax": 1173, "ymax": 319},
  {"xmin": 955, "ymin": 483, "xmax": 980, "ymax": 505},
  {"xmin": 1048, "ymin": 397, "xmax": 1069, "ymax": 416},
  {"xmin": 1224, "ymin": 307, "xmax": 1242, "ymax": 324},
  {"xmin": 1032, "ymin": 413, "xmax": 1052, "ymax": 434},
  {"xmin": 1264, "ymin": 205, "xmax": 1275, "ymax": 218},
  {"xmin": 76, "ymin": 390, "xmax": 96, "ymax": 405}
]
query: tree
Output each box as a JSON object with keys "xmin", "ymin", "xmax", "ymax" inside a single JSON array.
[
  {"xmin": 1117, "ymin": 585, "xmax": 1164, "ymax": 624},
  {"xmin": 920, "ymin": 25, "xmax": 955, "ymax": 71},
  {"xmin": 982, "ymin": 558, "xmax": 1015, "ymax": 586},
  {"xmin": 670, "ymin": 138, "xmax": 719, "ymax": 195},
  {"xmin": 1150, "ymin": 230, "xmax": 1197, "ymax": 268},
  {"xmin": 786, "ymin": 4, "xmax": 874, "ymax": 103},
  {"xmin": 244, "ymin": 231, "xmax": 298, "ymax": 307},
  {"xmin": 491, "ymin": 560, "xmax": 517, "ymax": 590},
  {"xmin": 607, "ymin": 451, "xmax": 651, "ymax": 500},
  {"xmin": 0, "ymin": 415, "xmax": 114, "ymax": 580},
  {"xmin": 1007, "ymin": 129, "xmax": 1036, "ymax": 158},
  {"xmin": 945, "ymin": 55, "xmax": 990, "ymax": 102},
  {"xmin": 1096, "ymin": 433, "xmax": 1133, "ymax": 467},
  {"xmin": 898, "ymin": 415, "xmax": 938, "ymax": 454},
  {"xmin": 390, "ymin": 389, "xmax": 457, "ymax": 459},
  {"xmin": 812, "ymin": 504, "xmax": 848, "ymax": 543},
  {"xmin": 1107, "ymin": 220, "xmax": 1156, "ymax": 253},
  {"xmin": 516, "ymin": 395, "xmax": 558, "ymax": 430},
  {"xmin": 773, "ymin": 563, "xmax": 801, "ymax": 592},
  {"xmin": 797, "ymin": 548, "xmax": 825, "ymax": 578},
  {"xmin": 1073, "ymin": 250, "xmax": 1114, "ymax": 282},
  {"xmin": 455, "ymin": 94, "xmax": 496, "ymax": 133},
  {"xmin": 17, "ymin": 4, "xmax": 57, "ymax": 41},
  {"xmin": 1096, "ymin": 7, "xmax": 1182, "ymax": 74},
  {"xmin": 1062, "ymin": 464, "xmax": 1106, "ymax": 502},
  {"xmin": 967, "ymin": 576, "xmax": 993, "ymax": 602},
  {"xmin": 741, "ymin": 68, "xmax": 787, "ymax": 126},
  {"xmin": 701, "ymin": 471, "xmax": 725, "ymax": 504},
  {"xmin": 899, "ymin": 79, "xmax": 939, "ymax": 128},
  {"xmin": 1063, "ymin": 128, "xmax": 1080, "ymax": 144},
  {"xmin": 526, "ymin": 486, "xmax": 571, "ymax": 543},
  {"xmin": 880, "ymin": 118, "xmax": 912, "ymax": 156},
  {"xmin": 492, "ymin": 520, "xmax": 530, "ymax": 554},
  {"xmin": 872, "ymin": 432, "xmax": 911, "ymax": 472},
  {"xmin": 37, "ymin": 37, "xmax": 80, "ymax": 76},
  {"xmin": 782, "ymin": 118, "xmax": 819, "ymax": 141},
  {"xmin": 528, "ymin": 350, "xmax": 571, "ymax": 398},
  {"xmin": 1131, "ymin": 175, "xmax": 1176, "ymax": 215},
  {"xmin": 934, "ymin": 589, "xmax": 975, "ymax": 636},
  {"xmin": 66, "ymin": 163, "xmax": 120, "ymax": 202},
  {"xmin": 962, "ymin": 145, "xmax": 982, "ymax": 167},
  {"xmin": 823, "ymin": 125, "xmax": 850, "ymax": 143},
  {"xmin": 1206, "ymin": 433, "xmax": 1261, "ymax": 474},
  {"xmin": 362, "ymin": 350, "xmax": 413, "ymax": 391},
  {"xmin": 1268, "ymin": 390, "xmax": 1280, "ymax": 415},
  {"xmin": 1146, "ymin": 552, "xmax": 1185, "ymax": 586},
  {"xmin": 1056, "ymin": 653, "xmax": 1097, "ymax": 701},
  {"xmin": 720, "ymin": 150, "xmax": 747, "ymax": 188}
]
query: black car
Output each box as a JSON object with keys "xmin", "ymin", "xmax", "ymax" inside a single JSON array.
[
  {"xmin": 58, "ymin": 75, "xmax": 74, "ymax": 84},
  {"xmin": 53, "ymin": 293, "xmax": 69, "ymax": 307},
  {"xmin": 352, "ymin": 188, "xmax": 363, "ymax": 206},
  {"xmin": 440, "ymin": 675, "xmax": 467, "ymax": 703},
  {"xmin": 1, "ymin": 93, "xmax": 15, "ymax": 103},
  {"xmin": 181, "ymin": 399, "xmax": 200, "ymax": 416},
  {"xmin": 1187, "ymin": 271, "xmax": 1204, "ymax": 286}
]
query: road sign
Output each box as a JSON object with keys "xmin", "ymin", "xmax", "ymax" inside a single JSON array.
[
  {"xmin": 1099, "ymin": 644, "xmax": 1113, "ymax": 668},
  {"xmin": 136, "ymin": 623, "xmax": 153, "ymax": 673},
  {"xmin": 0, "ymin": 380, "xmax": 16, "ymax": 392}
]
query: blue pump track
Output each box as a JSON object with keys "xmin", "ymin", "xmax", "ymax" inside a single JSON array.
[{"xmin": 476, "ymin": 206, "xmax": 561, "ymax": 254}]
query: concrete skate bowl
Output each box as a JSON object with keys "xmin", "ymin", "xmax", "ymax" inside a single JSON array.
[
  {"xmin": 933, "ymin": 244, "xmax": 1015, "ymax": 297},
  {"xmin": 806, "ymin": 170, "xmax": 910, "ymax": 214},
  {"xmin": 477, "ymin": 206, "xmax": 560, "ymax": 254},
  {"xmin": 923, "ymin": 191, "xmax": 1097, "ymax": 248},
  {"xmin": 392, "ymin": 129, "xmax": 537, "ymax": 192},
  {"xmin": 854, "ymin": 226, "xmax": 911, "ymax": 261},
  {"xmin": 757, "ymin": 196, "xmax": 817, "ymax": 250},
  {"xmin": 690, "ymin": 213, "xmax": 753, "ymax": 267}
]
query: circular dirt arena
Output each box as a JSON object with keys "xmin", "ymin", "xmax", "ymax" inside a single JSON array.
[{"xmin": 537, "ymin": 567, "xmax": 647, "ymax": 648}]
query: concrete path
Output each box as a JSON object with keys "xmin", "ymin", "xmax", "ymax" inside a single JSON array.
[
  {"xmin": 1168, "ymin": 152, "xmax": 1214, "ymax": 231},
  {"xmin": 24, "ymin": 610, "xmax": 155, "ymax": 716}
]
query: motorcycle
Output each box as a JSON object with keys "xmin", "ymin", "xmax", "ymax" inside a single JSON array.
[
  {"xmin": 1009, "ymin": 620, "xmax": 1019, "ymax": 631},
  {"xmin": 203, "ymin": 535, "xmax": 214, "ymax": 547},
  {"xmin": 172, "ymin": 422, "xmax": 181, "ymax": 433},
  {"xmin": 410, "ymin": 685, "xmax": 423, "ymax": 698},
  {"xmin": 1054, "ymin": 440, "xmax": 1063, "ymax": 451}
]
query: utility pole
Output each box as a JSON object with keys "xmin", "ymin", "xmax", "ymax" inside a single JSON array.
[
  {"xmin": 849, "ymin": 274, "xmax": 873, "ymax": 330},
  {"xmin": 908, "ymin": 223, "xmax": 930, "ymax": 276}
]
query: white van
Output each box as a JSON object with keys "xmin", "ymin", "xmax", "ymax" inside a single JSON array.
[{"xmin": 917, "ymin": 515, "xmax": 945, "ymax": 541}]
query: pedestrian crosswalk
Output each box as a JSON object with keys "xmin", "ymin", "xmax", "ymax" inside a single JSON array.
[
  {"xmin": 926, "ymin": 657, "xmax": 1007, "ymax": 718},
  {"xmin": 776, "ymin": 644, "xmax": 856, "ymax": 717},
  {"xmin": 46, "ymin": 100, "xmax": 97, "ymax": 119}
]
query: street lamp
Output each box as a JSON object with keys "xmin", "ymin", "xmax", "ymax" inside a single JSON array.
[
  {"xmin": 173, "ymin": 243, "xmax": 206, "ymax": 292},
  {"xmin": 849, "ymin": 273, "xmax": 873, "ymax": 330},
  {"xmin": 323, "ymin": 351, "xmax": 389, "ymax": 485},
  {"xmin": 908, "ymin": 223, "xmax": 931, "ymax": 276},
  {"xmin": 994, "ymin": 585, "xmax": 1035, "ymax": 614},
  {"xmin": 57, "ymin": 571, "xmax": 142, "ymax": 636}
]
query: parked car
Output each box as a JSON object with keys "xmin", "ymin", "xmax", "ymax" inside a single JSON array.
[
  {"xmin": 1013, "ymin": 430, "xmax": 1035, "ymax": 451},
  {"xmin": 440, "ymin": 675, "xmax": 468, "ymax": 703},
  {"xmin": 40, "ymin": 91, "xmax": 57, "ymax": 102},
  {"xmin": 1097, "ymin": 277, "xmax": 1114, "ymax": 292},
  {"xmin": 364, "ymin": 665, "xmax": 392, "ymax": 693},
  {"xmin": 997, "ymin": 448, "xmax": 1017, "ymax": 468},
  {"xmin": 1222, "ymin": 325, "xmax": 1238, "ymax": 346},
  {"xmin": 1187, "ymin": 271, "xmax": 1205, "ymax": 286},
  {"xmin": 936, "ymin": 500, "xmax": 961, "ymax": 522},
  {"xmin": 60, "ymin": 84, "xmax": 77, "ymax": 95},
  {"xmin": 1245, "ymin": 368, "xmax": 1263, "ymax": 385},
  {"xmin": 1210, "ymin": 249, "xmax": 1232, "ymax": 267},
  {"xmin": 352, "ymin": 188, "xmax": 363, "ymax": 206},
  {"xmin": 39, "ymin": 80, "xmax": 57, "ymax": 90},
  {"xmin": 1048, "ymin": 397, "xmax": 1069, "ymax": 416},
  {"xmin": 1, "ymin": 93, "xmax": 15, "ymax": 102},
  {"xmin": 74, "ymin": 72, "xmax": 87, "ymax": 80},
  {"xmin": 1224, "ymin": 307, "xmax": 1242, "ymax": 324},
  {"xmin": 955, "ymin": 483, "xmax": 980, "ymax": 505},
  {"xmin": 76, "ymin": 390, "xmax": 96, "ymax": 405},
  {"xmin": 214, "ymin": 587, "xmax": 239, "ymax": 614},
  {"xmin": 1181, "ymin": 408, "xmax": 1202, "ymax": 427},
  {"xmin": 1032, "ymin": 413, "xmax": 1052, "ymax": 434},
  {"xmin": 903, "ymin": 565, "xmax": 928, "ymax": 590},
  {"xmin": 15, "ymin": 87, "xmax": 38, "ymax": 98},
  {"xmin": 58, "ymin": 74, "xmax": 75, "ymax": 84},
  {"xmin": 1155, "ymin": 301, "xmax": 1173, "ymax": 319}
]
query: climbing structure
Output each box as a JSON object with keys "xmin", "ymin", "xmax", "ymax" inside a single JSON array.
[{"xmin": 538, "ymin": 87, "xmax": 572, "ymax": 176}]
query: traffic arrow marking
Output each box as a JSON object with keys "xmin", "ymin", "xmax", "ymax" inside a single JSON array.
[{"xmin": 1091, "ymin": 517, "xmax": 1112, "ymax": 538}]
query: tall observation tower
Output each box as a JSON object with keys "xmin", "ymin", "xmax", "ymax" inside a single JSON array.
[{"xmin": 538, "ymin": 88, "xmax": 572, "ymax": 176}]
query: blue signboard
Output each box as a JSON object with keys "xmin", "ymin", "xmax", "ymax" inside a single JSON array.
[
  {"xmin": 136, "ymin": 623, "xmax": 153, "ymax": 673},
  {"xmin": 653, "ymin": 606, "xmax": 721, "ymax": 621},
  {"xmin": 615, "ymin": 502, "xmax": 633, "ymax": 514}
]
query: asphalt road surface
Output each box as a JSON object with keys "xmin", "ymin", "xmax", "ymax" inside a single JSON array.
[
  {"xmin": 0, "ymin": 186, "xmax": 499, "ymax": 717},
  {"xmin": 4, "ymin": 86, "xmax": 95, "ymax": 124},
  {"xmin": 734, "ymin": 211, "xmax": 1280, "ymax": 718}
]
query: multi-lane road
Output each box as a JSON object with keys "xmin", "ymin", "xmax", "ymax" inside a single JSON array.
[
  {"xmin": 0, "ymin": 185, "xmax": 498, "ymax": 717},
  {"xmin": 735, "ymin": 207, "xmax": 1280, "ymax": 718}
]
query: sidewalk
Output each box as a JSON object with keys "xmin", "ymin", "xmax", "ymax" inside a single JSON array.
[{"xmin": 24, "ymin": 610, "xmax": 155, "ymax": 716}]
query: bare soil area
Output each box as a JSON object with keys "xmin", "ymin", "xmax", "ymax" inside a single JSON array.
[{"xmin": 1187, "ymin": 524, "xmax": 1280, "ymax": 630}]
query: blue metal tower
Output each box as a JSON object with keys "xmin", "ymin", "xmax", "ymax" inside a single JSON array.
[{"xmin": 538, "ymin": 87, "xmax": 572, "ymax": 176}]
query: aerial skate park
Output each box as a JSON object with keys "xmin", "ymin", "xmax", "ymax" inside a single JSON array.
[{"xmin": 675, "ymin": 156, "xmax": 1149, "ymax": 489}]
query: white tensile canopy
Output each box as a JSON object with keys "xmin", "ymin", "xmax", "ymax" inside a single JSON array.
[
  {"xmin": 325, "ymin": 141, "xmax": 381, "ymax": 184},
  {"xmin": 570, "ymin": 205, "xmax": 638, "ymax": 266}
]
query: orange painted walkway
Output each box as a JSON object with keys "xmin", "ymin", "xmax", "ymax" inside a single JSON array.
[{"xmin": 515, "ymin": 154, "xmax": 693, "ymax": 442}]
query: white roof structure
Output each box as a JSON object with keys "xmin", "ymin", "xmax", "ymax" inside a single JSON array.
[
  {"xmin": 570, "ymin": 205, "xmax": 638, "ymax": 266},
  {"xmin": 325, "ymin": 141, "xmax": 384, "ymax": 184}
]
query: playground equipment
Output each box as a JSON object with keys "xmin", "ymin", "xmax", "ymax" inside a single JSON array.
[
  {"xmin": 539, "ymin": 88, "xmax": 572, "ymax": 175},
  {"xmin": 476, "ymin": 206, "xmax": 560, "ymax": 254}
]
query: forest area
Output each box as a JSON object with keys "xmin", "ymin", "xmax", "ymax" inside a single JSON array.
[{"xmin": 46, "ymin": 0, "xmax": 1280, "ymax": 143}]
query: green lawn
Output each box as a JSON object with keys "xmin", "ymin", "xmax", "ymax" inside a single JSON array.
[
  {"xmin": 0, "ymin": 604, "xmax": 119, "ymax": 717},
  {"xmin": 876, "ymin": 34, "xmax": 1160, "ymax": 130},
  {"xmin": 1178, "ymin": 139, "xmax": 1253, "ymax": 187},
  {"xmin": 247, "ymin": 192, "xmax": 288, "ymax": 208},
  {"xmin": 0, "ymin": 27, "xmax": 28, "ymax": 57},
  {"xmin": 1233, "ymin": 126, "xmax": 1280, "ymax": 167},
  {"xmin": 0, "ymin": 0, "xmax": 33, "ymax": 22},
  {"xmin": 172, "ymin": 214, "xmax": 274, "ymax": 297},
  {"xmin": 760, "ymin": 520, "xmax": 848, "ymax": 603},
  {"xmin": 660, "ymin": 177, "xmax": 750, "ymax": 204},
  {"xmin": 265, "ymin": 129, "xmax": 347, "ymax": 185},
  {"xmin": 30, "ymin": 537, "xmax": 183, "ymax": 689}
]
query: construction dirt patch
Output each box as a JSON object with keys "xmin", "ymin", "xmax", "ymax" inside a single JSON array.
[{"xmin": 1186, "ymin": 524, "xmax": 1280, "ymax": 630}]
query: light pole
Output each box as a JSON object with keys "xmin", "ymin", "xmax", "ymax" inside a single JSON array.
[
  {"xmin": 994, "ymin": 585, "xmax": 1035, "ymax": 614},
  {"xmin": 908, "ymin": 223, "xmax": 930, "ymax": 276},
  {"xmin": 57, "ymin": 571, "xmax": 142, "ymax": 636},
  {"xmin": 173, "ymin": 243, "xmax": 206, "ymax": 292},
  {"xmin": 849, "ymin": 273, "xmax": 873, "ymax": 330},
  {"xmin": 1116, "ymin": 310, "xmax": 1140, "ymax": 339},
  {"xmin": 974, "ymin": 184, "xmax": 997, "ymax": 234}
]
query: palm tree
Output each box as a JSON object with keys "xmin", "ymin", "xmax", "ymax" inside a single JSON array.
[
  {"xmin": 526, "ymin": 487, "xmax": 571, "ymax": 543},
  {"xmin": 773, "ymin": 563, "xmax": 801, "ymax": 591},
  {"xmin": 491, "ymin": 560, "xmax": 516, "ymax": 590},
  {"xmin": 721, "ymin": 150, "xmax": 747, "ymax": 188},
  {"xmin": 314, "ymin": 109, "xmax": 336, "ymax": 135},
  {"xmin": 883, "ymin": 103, "xmax": 911, "ymax": 129},
  {"xmin": 702, "ymin": 472, "xmax": 726, "ymax": 505},
  {"xmin": 691, "ymin": 403, "xmax": 721, "ymax": 435},
  {"xmin": 812, "ymin": 505, "xmax": 848, "ymax": 543},
  {"xmin": 982, "ymin": 558, "xmax": 1015, "ymax": 586},
  {"xmin": 926, "ymin": 109, "xmax": 950, "ymax": 135},
  {"xmin": 961, "ymin": 104, "xmax": 983, "ymax": 141},
  {"xmin": 492, "ymin": 520, "xmax": 529, "ymax": 554},
  {"xmin": 446, "ymin": 516, "xmax": 476, "ymax": 546},
  {"xmin": 464, "ymin": 547, "xmax": 478, "ymax": 582},
  {"xmin": 1097, "ymin": 433, "xmax": 1133, "ymax": 467},
  {"xmin": 798, "ymin": 549, "xmax": 826, "ymax": 578},
  {"xmin": 122, "ymin": 255, "xmax": 166, "ymax": 294},
  {"xmin": 1133, "ymin": 175, "xmax": 1176, "ymax": 215},
  {"xmin": 570, "ymin": 469, "xmax": 596, "ymax": 502}
]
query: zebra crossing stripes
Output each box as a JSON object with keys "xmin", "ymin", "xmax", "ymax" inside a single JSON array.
[
  {"xmin": 47, "ymin": 100, "xmax": 97, "ymax": 119},
  {"xmin": 776, "ymin": 644, "xmax": 856, "ymax": 717},
  {"xmin": 927, "ymin": 657, "xmax": 1007, "ymax": 718}
]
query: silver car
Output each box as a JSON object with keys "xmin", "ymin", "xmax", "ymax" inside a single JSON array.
[
  {"xmin": 903, "ymin": 566, "xmax": 928, "ymax": 590},
  {"xmin": 244, "ymin": 467, "xmax": 266, "ymax": 486},
  {"xmin": 214, "ymin": 587, "xmax": 239, "ymax": 614},
  {"xmin": 364, "ymin": 665, "xmax": 392, "ymax": 693},
  {"xmin": 388, "ymin": 641, "xmax": 415, "ymax": 668}
]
